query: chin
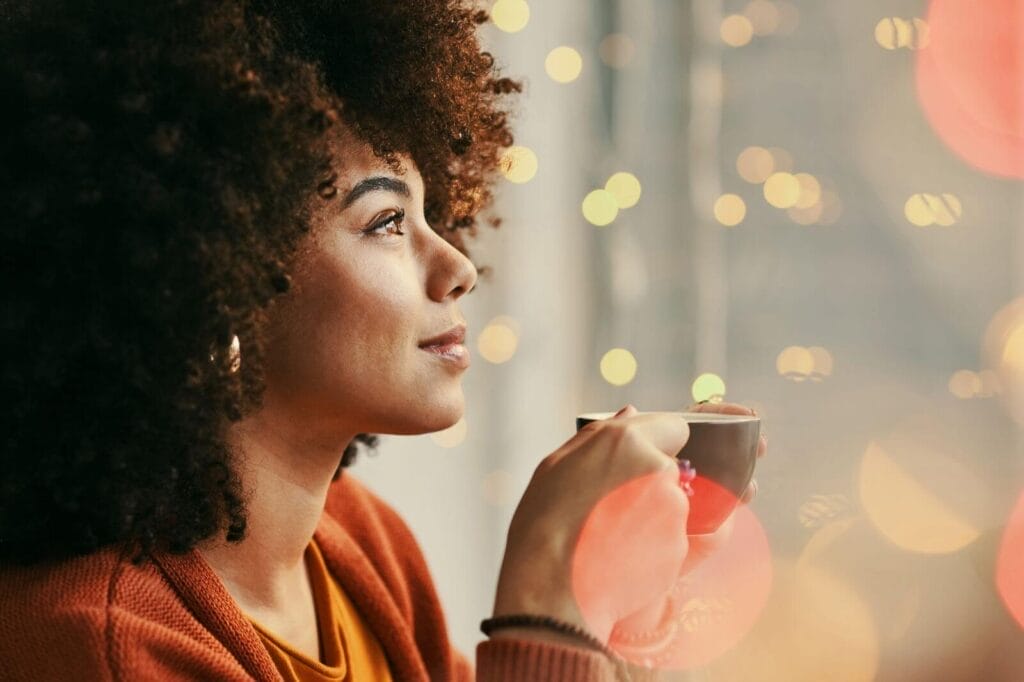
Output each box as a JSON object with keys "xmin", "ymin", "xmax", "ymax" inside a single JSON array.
[{"xmin": 373, "ymin": 389, "xmax": 465, "ymax": 436}]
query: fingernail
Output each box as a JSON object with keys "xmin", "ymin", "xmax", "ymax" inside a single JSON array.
[
  {"xmin": 614, "ymin": 404, "xmax": 633, "ymax": 417},
  {"xmin": 678, "ymin": 459, "xmax": 697, "ymax": 497}
]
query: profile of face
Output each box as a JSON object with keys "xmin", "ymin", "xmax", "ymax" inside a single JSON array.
[{"xmin": 258, "ymin": 128, "xmax": 478, "ymax": 439}]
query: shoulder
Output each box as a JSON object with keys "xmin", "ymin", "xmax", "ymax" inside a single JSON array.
[{"xmin": 0, "ymin": 548, "xmax": 242, "ymax": 681}]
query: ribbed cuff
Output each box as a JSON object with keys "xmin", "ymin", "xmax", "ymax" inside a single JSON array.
[{"xmin": 475, "ymin": 637, "xmax": 619, "ymax": 682}]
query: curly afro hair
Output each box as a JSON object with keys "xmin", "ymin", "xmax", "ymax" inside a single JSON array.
[{"xmin": 0, "ymin": 0, "xmax": 520, "ymax": 566}]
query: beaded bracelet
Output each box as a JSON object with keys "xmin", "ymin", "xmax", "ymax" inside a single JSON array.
[{"xmin": 481, "ymin": 614, "xmax": 632, "ymax": 682}]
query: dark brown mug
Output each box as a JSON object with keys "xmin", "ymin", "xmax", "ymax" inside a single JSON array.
[{"xmin": 576, "ymin": 411, "xmax": 760, "ymax": 535}]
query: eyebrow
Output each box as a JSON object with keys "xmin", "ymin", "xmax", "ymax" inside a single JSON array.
[{"xmin": 341, "ymin": 176, "xmax": 411, "ymax": 209}]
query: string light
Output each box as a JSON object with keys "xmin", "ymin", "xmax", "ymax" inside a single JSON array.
[
  {"xmin": 692, "ymin": 373, "xmax": 726, "ymax": 403},
  {"xmin": 477, "ymin": 318, "xmax": 519, "ymax": 364},
  {"xmin": 721, "ymin": 14, "xmax": 754, "ymax": 47},
  {"xmin": 904, "ymin": 193, "xmax": 962, "ymax": 227},
  {"xmin": 737, "ymin": 146, "xmax": 775, "ymax": 183},
  {"xmin": 714, "ymin": 193, "xmax": 747, "ymax": 226},
  {"xmin": 874, "ymin": 17, "xmax": 929, "ymax": 50},
  {"xmin": 764, "ymin": 172, "xmax": 801, "ymax": 208},
  {"xmin": 499, "ymin": 146, "xmax": 538, "ymax": 184},
  {"xmin": 600, "ymin": 348, "xmax": 637, "ymax": 386},
  {"xmin": 545, "ymin": 46, "xmax": 583, "ymax": 83},
  {"xmin": 744, "ymin": 0, "xmax": 780, "ymax": 36},
  {"xmin": 582, "ymin": 189, "xmax": 619, "ymax": 226},
  {"xmin": 605, "ymin": 172, "xmax": 642, "ymax": 209},
  {"xmin": 490, "ymin": 0, "xmax": 529, "ymax": 33}
]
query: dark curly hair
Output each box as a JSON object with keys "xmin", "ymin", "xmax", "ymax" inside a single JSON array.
[{"xmin": 0, "ymin": 0, "xmax": 519, "ymax": 566}]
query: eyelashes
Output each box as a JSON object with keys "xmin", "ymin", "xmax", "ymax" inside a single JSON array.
[{"xmin": 363, "ymin": 208, "xmax": 406, "ymax": 237}]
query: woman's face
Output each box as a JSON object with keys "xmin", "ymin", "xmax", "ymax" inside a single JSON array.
[{"xmin": 260, "ymin": 131, "xmax": 478, "ymax": 437}]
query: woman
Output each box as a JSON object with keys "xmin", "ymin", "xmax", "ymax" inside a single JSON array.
[{"xmin": 0, "ymin": 1, "xmax": 765, "ymax": 680}]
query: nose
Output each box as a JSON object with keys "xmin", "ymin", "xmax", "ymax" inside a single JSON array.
[{"xmin": 424, "ymin": 226, "xmax": 479, "ymax": 302}]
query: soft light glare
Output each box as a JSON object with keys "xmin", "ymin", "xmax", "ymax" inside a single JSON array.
[
  {"xmin": 859, "ymin": 441, "xmax": 980, "ymax": 554},
  {"xmin": 599, "ymin": 33, "xmax": 635, "ymax": 69},
  {"xmin": 692, "ymin": 373, "xmax": 726, "ymax": 403},
  {"xmin": 874, "ymin": 17, "xmax": 930, "ymax": 51},
  {"xmin": 600, "ymin": 348, "xmax": 637, "ymax": 386},
  {"xmin": 763, "ymin": 172, "xmax": 801, "ymax": 208},
  {"xmin": 582, "ymin": 189, "xmax": 619, "ymax": 226},
  {"xmin": 605, "ymin": 172, "xmax": 642, "ymax": 209},
  {"xmin": 431, "ymin": 418, "xmax": 468, "ymax": 448},
  {"xmin": 499, "ymin": 146, "xmax": 538, "ymax": 184},
  {"xmin": 720, "ymin": 14, "xmax": 754, "ymax": 47},
  {"xmin": 545, "ymin": 46, "xmax": 583, "ymax": 83},
  {"xmin": 477, "ymin": 320, "xmax": 518, "ymax": 364},
  {"xmin": 714, "ymin": 193, "xmax": 747, "ymax": 227},
  {"xmin": 737, "ymin": 146, "xmax": 775, "ymax": 183},
  {"xmin": 490, "ymin": 0, "xmax": 529, "ymax": 33}
]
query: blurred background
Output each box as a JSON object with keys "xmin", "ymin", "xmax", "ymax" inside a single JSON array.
[{"xmin": 353, "ymin": 0, "xmax": 1024, "ymax": 679}]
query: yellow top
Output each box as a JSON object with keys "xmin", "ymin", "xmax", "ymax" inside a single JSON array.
[{"xmin": 250, "ymin": 538, "xmax": 393, "ymax": 681}]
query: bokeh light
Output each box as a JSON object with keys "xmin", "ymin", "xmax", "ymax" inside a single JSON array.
[
  {"xmin": 948, "ymin": 369, "xmax": 982, "ymax": 399},
  {"xmin": 545, "ymin": 46, "xmax": 583, "ymax": 83},
  {"xmin": 859, "ymin": 440, "xmax": 980, "ymax": 554},
  {"xmin": 692, "ymin": 373, "xmax": 726, "ymax": 403},
  {"xmin": 983, "ymin": 296, "xmax": 1024, "ymax": 423},
  {"xmin": 600, "ymin": 348, "xmax": 637, "ymax": 386},
  {"xmin": 903, "ymin": 193, "xmax": 962, "ymax": 227},
  {"xmin": 744, "ymin": 0, "xmax": 780, "ymax": 36},
  {"xmin": 430, "ymin": 417, "xmax": 468, "ymax": 448},
  {"xmin": 818, "ymin": 190, "xmax": 843, "ymax": 225},
  {"xmin": 777, "ymin": 345, "xmax": 814, "ymax": 380},
  {"xmin": 915, "ymin": 0, "xmax": 1024, "ymax": 178},
  {"xmin": 763, "ymin": 172, "xmax": 801, "ymax": 208},
  {"xmin": 599, "ymin": 33, "xmax": 635, "ymax": 69},
  {"xmin": 793, "ymin": 173, "xmax": 821, "ymax": 209},
  {"xmin": 490, "ymin": 0, "xmax": 529, "ymax": 33},
  {"xmin": 714, "ymin": 193, "xmax": 747, "ymax": 226},
  {"xmin": 807, "ymin": 346, "xmax": 834, "ymax": 378},
  {"xmin": 710, "ymin": 559, "xmax": 879, "ymax": 682},
  {"xmin": 477, "ymin": 317, "xmax": 519, "ymax": 364},
  {"xmin": 605, "ymin": 172, "xmax": 642, "ymax": 209},
  {"xmin": 499, "ymin": 145, "xmax": 538, "ymax": 184},
  {"xmin": 874, "ymin": 18, "xmax": 930, "ymax": 50},
  {"xmin": 582, "ymin": 189, "xmax": 619, "ymax": 226},
  {"xmin": 996, "ymin": 491, "xmax": 1024, "ymax": 629},
  {"xmin": 737, "ymin": 146, "xmax": 775, "ymax": 183},
  {"xmin": 720, "ymin": 14, "xmax": 754, "ymax": 47}
]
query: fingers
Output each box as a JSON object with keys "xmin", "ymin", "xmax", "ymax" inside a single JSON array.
[
  {"xmin": 610, "ymin": 411, "xmax": 691, "ymax": 463},
  {"xmin": 756, "ymin": 433, "xmax": 768, "ymax": 459},
  {"xmin": 687, "ymin": 401, "xmax": 755, "ymax": 416}
]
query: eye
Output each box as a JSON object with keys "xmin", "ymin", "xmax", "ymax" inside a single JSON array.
[{"xmin": 364, "ymin": 209, "xmax": 406, "ymax": 237}]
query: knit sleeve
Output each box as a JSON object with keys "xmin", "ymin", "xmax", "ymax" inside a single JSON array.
[{"xmin": 474, "ymin": 638, "xmax": 620, "ymax": 681}]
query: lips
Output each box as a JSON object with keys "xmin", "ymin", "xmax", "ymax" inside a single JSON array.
[
  {"xmin": 419, "ymin": 324, "xmax": 470, "ymax": 369},
  {"xmin": 418, "ymin": 324, "xmax": 466, "ymax": 349}
]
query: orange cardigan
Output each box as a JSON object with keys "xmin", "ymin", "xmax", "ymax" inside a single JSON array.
[{"xmin": 0, "ymin": 473, "xmax": 617, "ymax": 681}]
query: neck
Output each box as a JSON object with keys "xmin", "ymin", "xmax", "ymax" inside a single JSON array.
[{"xmin": 197, "ymin": 393, "xmax": 356, "ymax": 614}]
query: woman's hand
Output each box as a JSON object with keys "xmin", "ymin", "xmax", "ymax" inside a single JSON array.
[
  {"xmin": 612, "ymin": 401, "xmax": 768, "ymax": 639},
  {"xmin": 490, "ymin": 405, "xmax": 691, "ymax": 644}
]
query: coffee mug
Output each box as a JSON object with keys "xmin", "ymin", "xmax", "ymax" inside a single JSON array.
[{"xmin": 576, "ymin": 411, "xmax": 760, "ymax": 535}]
